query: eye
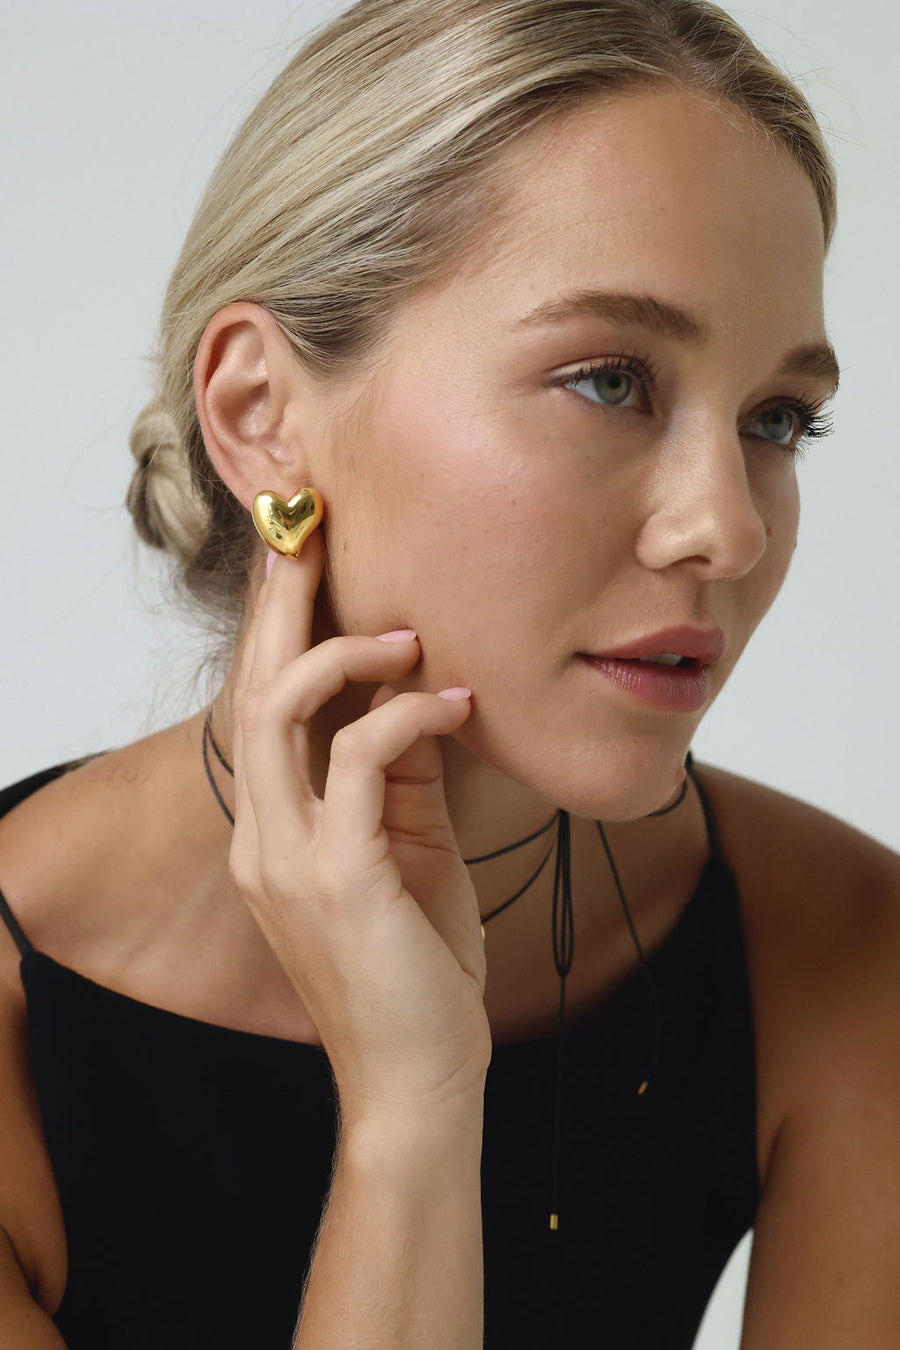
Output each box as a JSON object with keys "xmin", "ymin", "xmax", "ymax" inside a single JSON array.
[
  {"xmin": 745, "ymin": 397, "xmax": 835, "ymax": 460},
  {"xmin": 561, "ymin": 353, "xmax": 656, "ymax": 410},
  {"xmin": 748, "ymin": 405, "xmax": 801, "ymax": 446}
]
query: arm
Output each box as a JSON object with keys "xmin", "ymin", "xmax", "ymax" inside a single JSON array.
[
  {"xmin": 0, "ymin": 1226, "xmax": 67, "ymax": 1350},
  {"xmin": 294, "ymin": 1098, "xmax": 486, "ymax": 1350},
  {"xmin": 0, "ymin": 952, "xmax": 67, "ymax": 1349},
  {"xmin": 739, "ymin": 842, "xmax": 900, "ymax": 1348}
]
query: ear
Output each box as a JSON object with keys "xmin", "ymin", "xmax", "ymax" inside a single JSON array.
[{"xmin": 193, "ymin": 301, "xmax": 311, "ymax": 511}]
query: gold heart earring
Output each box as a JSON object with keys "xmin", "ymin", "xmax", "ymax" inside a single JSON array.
[{"xmin": 250, "ymin": 487, "xmax": 324, "ymax": 558}]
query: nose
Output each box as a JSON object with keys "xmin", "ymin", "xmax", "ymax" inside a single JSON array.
[{"xmin": 636, "ymin": 428, "xmax": 771, "ymax": 580}]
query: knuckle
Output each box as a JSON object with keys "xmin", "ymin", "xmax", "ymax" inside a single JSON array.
[
  {"xmin": 323, "ymin": 634, "xmax": 358, "ymax": 660},
  {"xmin": 329, "ymin": 721, "xmax": 372, "ymax": 765},
  {"xmin": 227, "ymin": 849, "xmax": 257, "ymax": 895}
]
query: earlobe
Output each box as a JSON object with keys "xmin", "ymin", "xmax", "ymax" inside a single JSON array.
[{"xmin": 193, "ymin": 301, "xmax": 303, "ymax": 510}]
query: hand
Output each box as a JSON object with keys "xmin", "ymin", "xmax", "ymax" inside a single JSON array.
[{"xmin": 229, "ymin": 530, "xmax": 491, "ymax": 1125}]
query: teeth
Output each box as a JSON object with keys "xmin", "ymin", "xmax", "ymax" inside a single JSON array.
[{"xmin": 637, "ymin": 653, "xmax": 683, "ymax": 666}]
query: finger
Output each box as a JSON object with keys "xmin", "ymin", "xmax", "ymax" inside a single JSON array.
[
  {"xmin": 248, "ymin": 529, "xmax": 325, "ymax": 694},
  {"xmin": 367, "ymin": 680, "xmax": 456, "ymax": 837},
  {"xmin": 232, "ymin": 531, "xmax": 325, "ymax": 860},
  {"xmin": 230, "ymin": 713, "xmax": 261, "ymax": 879},
  {"xmin": 352, "ymin": 684, "xmax": 483, "ymax": 981},
  {"xmin": 239, "ymin": 534, "xmax": 326, "ymax": 834},
  {"xmin": 318, "ymin": 687, "xmax": 471, "ymax": 873},
  {"xmin": 229, "ymin": 564, "xmax": 276, "ymax": 864},
  {"xmin": 240, "ymin": 635, "xmax": 423, "ymax": 847}
]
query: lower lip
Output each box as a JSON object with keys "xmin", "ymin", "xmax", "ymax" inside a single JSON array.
[{"xmin": 578, "ymin": 655, "xmax": 711, "ymax": 712}]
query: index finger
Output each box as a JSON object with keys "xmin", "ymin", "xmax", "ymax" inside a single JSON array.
[
  {"xmin": 230, "ymin": 526, "xmax": 325, "ymax": 850},
  {"xmin": 248, "ymin": 525, "xmax": 326, "ymax": 695}
]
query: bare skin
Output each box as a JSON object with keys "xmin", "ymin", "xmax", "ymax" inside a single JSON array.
[{"xmin": 0, "ymin": 85, "xmax": 866, "ymax": 1322}]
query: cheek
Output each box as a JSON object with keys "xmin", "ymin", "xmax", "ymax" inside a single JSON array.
[
  {"xmin": 752, "ymin": 470, "xmax": 800, "ymax": 607},
  {"xmin": 768, "ymin": 465, "xmax": 800, "ymax": 546},
  {"xmin": 365, "ymin": 403, "xmax": 561, "ymax": 576},
  {"xmin": 323, "ymin": 419, "xmax": 555, "ymax": 632},
  {"xmin": 323, "ymin": 366, "xmax": 625, "ymax": 641}
]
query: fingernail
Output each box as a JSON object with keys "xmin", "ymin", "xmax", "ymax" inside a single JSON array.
[
  {"xmin": 437, "ymin": 687, "xmax": 472, "ymax": 700},
  {"xmin": 375, "ymin": 629, "xmax": 418, "ymax": 642},
  {"xmin": 266, "ymin": 551, "xmax": 276, "ymax": 579}
]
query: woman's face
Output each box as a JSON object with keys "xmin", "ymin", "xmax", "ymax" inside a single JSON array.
[{"xmin": 299, "ymin": 86, "xmax": 837, "ymax": 820}]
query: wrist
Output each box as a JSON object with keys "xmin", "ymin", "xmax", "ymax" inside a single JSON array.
[{"xmin": 338, "ymin": 1090, "xmax": 486, "ymax": 1170}]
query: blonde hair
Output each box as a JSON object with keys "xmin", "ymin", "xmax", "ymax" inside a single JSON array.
[{"xmin": 127, "ymin": 0, "xmax": 837, "ymax": 653}]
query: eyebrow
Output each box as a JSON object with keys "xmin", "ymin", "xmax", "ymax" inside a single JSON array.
[{"xmin": 510, "ymin": 290, "xmax": 841, "ymax": 396}]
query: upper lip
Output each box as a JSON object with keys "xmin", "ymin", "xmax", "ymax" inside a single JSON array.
[{"xmin": 582, "ymin": 626, "xmax": 726, "ymax": 667}]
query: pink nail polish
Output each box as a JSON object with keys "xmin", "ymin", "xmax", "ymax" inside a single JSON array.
[
  {"xmin": 437, "ymin": 687, "xmax": 472, "ymax": 700},
  {"xmin": 266, "ymin": 552, "xmax": 276, "ymax": 579},
  {"xmin": 375, "ymin": 629, "xmax": 417, "ymax": 642}
]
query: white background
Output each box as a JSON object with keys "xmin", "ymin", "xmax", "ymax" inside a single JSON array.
[{"xmin": 2, "ymin": 3, "xmax": 898, "ymax": 1343}]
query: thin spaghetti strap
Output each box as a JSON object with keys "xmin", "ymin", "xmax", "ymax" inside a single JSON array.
[
  {"xmin": 0, "ymin": 885, "xmax": 33, "ymax": 958},
  {"xmin": 684, "ymin": 752, "xmax": 723, "ymax": 861}
]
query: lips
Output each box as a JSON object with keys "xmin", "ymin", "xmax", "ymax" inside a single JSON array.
[
  {"xmin": 584, "ymin": 625, "xmax": 726, "ymax": 668},
  {"xmin": 579, "ymin": 652, "xmax": 712, "ymax": 712}
]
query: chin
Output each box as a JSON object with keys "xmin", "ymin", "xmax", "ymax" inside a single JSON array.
[
  {"xmin": 552, "ymin": 768, "xmax": 688, "ymax": 824},
  {"xmin": 460, "ymin": 714, "xmax": 693, "ymax": 823}
]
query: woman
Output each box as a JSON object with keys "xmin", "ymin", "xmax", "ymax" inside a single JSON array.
[{"xmin": 0, "ymin": 0, "xmax": 897, "ymax": 1345}]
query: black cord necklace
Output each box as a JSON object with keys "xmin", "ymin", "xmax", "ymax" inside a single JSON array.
[{"xmin": 201, "ymin": 706, "xmax": 690, "ymax": 1231}]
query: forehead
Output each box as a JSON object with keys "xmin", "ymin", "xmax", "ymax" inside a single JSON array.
[{"xmin": 430, "ymin": 86, "xmax": 826, "ymax": 345}]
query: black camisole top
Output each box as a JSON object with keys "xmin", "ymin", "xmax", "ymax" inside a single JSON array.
[{"xmin": 0, "ymin": 756, "xmax": 760, "ymax": 1349}]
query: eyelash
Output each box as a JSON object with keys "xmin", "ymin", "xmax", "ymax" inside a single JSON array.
[{"xmin": 559, "ymin": 351, "xmax": 836, "ymax": 463}]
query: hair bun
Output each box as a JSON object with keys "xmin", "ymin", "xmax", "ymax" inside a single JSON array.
[{"xmin": 126, "ymin": 397, "xmax": 208, "ymax": 563}]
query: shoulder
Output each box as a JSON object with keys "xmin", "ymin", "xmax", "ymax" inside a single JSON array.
[
  {"xmin": 690, "ymin": 758, "xmax": 898, "ymax": 957},
  {"xmin": 0, "ymin": 739, "xmax": 171, "ymax": 964},
  {"xmin": 692, "ymin": 755, "xmax": 897, "ymax": 890},
  {"xmin": 690, "ymin": 759, "xmax": 900, "ymax": 1188}
]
